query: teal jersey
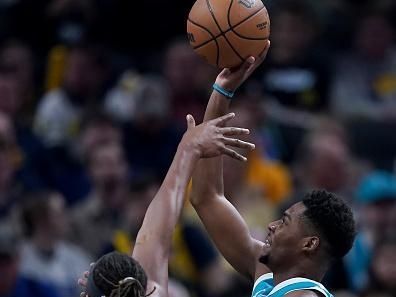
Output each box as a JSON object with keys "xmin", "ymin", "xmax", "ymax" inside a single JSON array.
[{"xmin": 252, "ymin": 273, "xmax": 333, "ymax": 297}]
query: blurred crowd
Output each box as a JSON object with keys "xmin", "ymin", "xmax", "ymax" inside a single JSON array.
[{"xmin": 0, "ymin": 0, "xmax": 396, "ymax": 297}]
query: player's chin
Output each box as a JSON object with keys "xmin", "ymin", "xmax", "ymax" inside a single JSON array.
[
  {"xmin": 259, "ymin": 253, "xmax": 270, "ymax": 265},
  {"xmin": 258, "ymin": 247, "xmax": 271, "ymax": 264}
]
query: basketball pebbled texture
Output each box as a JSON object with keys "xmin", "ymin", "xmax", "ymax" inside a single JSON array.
[{"xmin": 187, "ymin": 0, "xmax": 270, "ymax": 68}]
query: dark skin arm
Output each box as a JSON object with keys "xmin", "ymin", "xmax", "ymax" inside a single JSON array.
[
  {"xmin": 132, "ymin": 113, "xmax": 254, "ymax": 291},
  {"xmin": 191, "ymin": 41, "xmax": 271, "ymax": 281},
  {"xmin": 79, "ymin": 113, "xmax": 256, "ymax": 296}
]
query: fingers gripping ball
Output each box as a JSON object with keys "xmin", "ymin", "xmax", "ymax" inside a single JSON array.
[{"xmin": 187, "ymin": 0, "xmax": 270, "ymax": 68}]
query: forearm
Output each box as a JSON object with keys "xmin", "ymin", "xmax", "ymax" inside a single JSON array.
[
  {"xmin": 203, "ymin": 90, "xmax": 232, "ymax": 121},
  {"xmin": 193, "ymin": 195, "xmax": 262, "ymax": 279},
  {"xmin": 191, "ymin": 89, "xmax": 260, "ymax": 279},
  {"xmin": 133, "ymin": 142, "xmax": 198, "ymax": 279},
  {"xmin": 191, "ymin": 90, "xmax": 231, "ymax": 203}
]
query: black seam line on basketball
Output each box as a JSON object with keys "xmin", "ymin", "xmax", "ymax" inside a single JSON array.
[
  {"xmin": 188, "ymin": 18, "xmax": 220, "ymax": 65},
  {"xmin": 228, "ymin": 5, "xmax": 265, "ymax": 35},
  {"xmin": 227, "ymin": 2, "xmax": 267, "ymax": 40},
  {"xmin": 191, "ymin": 5, "xmax": 266, "ymax": 50},
  {"xmin": 205, "ymin": 0, "xmax": 244, "ymax": 63},
  {"xmin": 188, "ymin": 18, "xmax": 217, "ymax": 50}
]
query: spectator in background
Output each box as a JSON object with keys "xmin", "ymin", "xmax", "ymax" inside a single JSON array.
[
  {"xmin": 225, "ymin": 99, "xmax": 292, "ymax": 205},
  {"xmin": 19, "ymin": 191, "xmax": 91, "ymax": 297},
  {"xmin": 0, "ymin": 112, "xmax": 22, "ymax": 222},
  {"xmin": 364, "ymin": 239, "xmax": 396, "ymax": 297},
  {"xmin": 330, "ymin": 9, "xmax": 396, "ymax": 120},
  {"xmin": 121, "ymin": 75, "xmax": 183, "ymax": 178},
  {"xmin": 46, "ymin": 0, "xmax": 95, "ymax": 45},
  {"xmin": 78, "ymin": 112, "xmax": 122, "ymax": 158},
  {"xmin": 163, "ymin": 39, "xmax": 216, "ymax": 123},
  {"xmin": 328, "ymin": 171, "xmax": 396, "ymax": 292},
  {"xmin": 291, "ymin": 123, "xmax": 353, "ymax": 201},
  {"xmin": 252, "ymin": 0, "xmax": 331, "ymax": 123},
  {"xmin": 0, "ymin": 40, "xmax": 35, "ymax": 119},
  {"xmin": 32, "ymin": 45, "xmax": 110, "ymax": 203},
  {"xmin": 34, "ymin": 44, "xmax": 109, "ymax": 147},
  {"xmin": 70, "ymin": 141, "xmax": 131, "ymax": 257},
  {"xmin": 0, "ymin": 42, "xmax": 50, "ymax": 192},
  {"xmin": 103, "ymin": 71, "xmax": 143, "ymax": 123},
  {"xmin": 0, "ymin": 225, "xmax": 60, "ymax": 297}
]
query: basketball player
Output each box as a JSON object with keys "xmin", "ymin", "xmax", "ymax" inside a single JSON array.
[
  {"xmin": 78, "ymin": 111, "xmax": 256, "ymax": 297},
  {"xmin": 191, "ymin": 40, "xmax": 357, "ymax": 297}
]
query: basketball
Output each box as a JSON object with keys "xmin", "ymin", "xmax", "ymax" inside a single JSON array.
[{"xmin": 187, "ymin": 0, "xmax": 270, "ymax": 68}]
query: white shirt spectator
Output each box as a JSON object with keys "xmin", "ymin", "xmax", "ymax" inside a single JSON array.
[
  {"xmin": 20, "ymin": 241, "xmax": 91, "ymax": 297},
  {"xmin": 34, "ymin": 89, "xmax": 82, "ymax": 147}
]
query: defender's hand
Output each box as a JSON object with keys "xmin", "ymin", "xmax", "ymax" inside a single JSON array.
[
  {"xmin": 78, "ymin": 263, "xmax": 94, "ymax": 297},
  {"xmin": 182, "ymin": 113, "xmax": 255, "ymax": 162}
]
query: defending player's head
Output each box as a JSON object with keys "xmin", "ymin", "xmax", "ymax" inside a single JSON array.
[
  {"xmin": 260, "ymin": 189, "xmax": 356, "ymax": 273},
  {"xmin": 87, "ymin": 251, "xmax": 149, "ymax": 297}
]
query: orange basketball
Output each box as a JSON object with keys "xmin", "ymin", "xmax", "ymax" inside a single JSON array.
[{"xmin": 187, "ymin": 0, "xmax": 270, "ymax": 68}]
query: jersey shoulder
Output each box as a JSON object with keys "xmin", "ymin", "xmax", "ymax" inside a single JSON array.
[
  {"xmin": 252, "ymin": 273, "xmax": 275, "ymax": 297},
  {"xmin": 266, "ymin": 277, "xmax": 333, "ymax": 297}
]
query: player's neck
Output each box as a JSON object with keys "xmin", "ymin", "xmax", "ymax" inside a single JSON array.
[{"xmin": 273, "ymin": 266, "xmax": 324, "ymax": 285}]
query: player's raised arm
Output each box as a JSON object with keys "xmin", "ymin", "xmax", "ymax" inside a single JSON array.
[
  {"xmin": 191, "ymin": 42, "xmax": 271, "ymax": 281},
  {"xmin": 132, "ymin": 112, "xmax": 255, "ymax": 292}
]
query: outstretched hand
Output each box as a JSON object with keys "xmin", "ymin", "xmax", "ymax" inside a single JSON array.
[
  {"xmin": 78, "ymin": 263, "xmax": 94, "ymax": 297},
  {"xmin": 215, "ymin": 40, "xmax": 270, "ymax": 92},
  {"xmin": 182, "ymin": 112, "xmax": 255, "ymax": 162}
]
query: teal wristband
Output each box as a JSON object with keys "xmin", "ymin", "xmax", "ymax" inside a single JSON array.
[{"xmin": 213, "ymin": 83, "xmax": 235, "ymax": 99}]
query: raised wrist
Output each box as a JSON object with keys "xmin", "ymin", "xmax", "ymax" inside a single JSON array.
[
  {"xmin": 179, "ymin": 138, "xmax": 201, "ymax": 161},
  {"xmin": 214, "ymin": 79, "xmax": 238, "ymax": 93},
  {"xmin": 213, "ymin": 83, "xmax": 234, "ymax": 99}
]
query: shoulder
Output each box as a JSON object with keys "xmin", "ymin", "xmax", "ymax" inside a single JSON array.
[
  {"xmin": 284, "ymin": 290, "xmax": 320, "ymax": 297},
  {"xmin": 252, "ymin": 273, "xmax": 274, "ymax": 297}
]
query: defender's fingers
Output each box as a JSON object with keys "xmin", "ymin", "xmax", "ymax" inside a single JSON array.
[
  {"xmin": 212, "ymin": 112, "xmax": 235, "ymax": 126},
  {"xmin": 222, "ymin": 147, "xmax": 247, "ymax": 162},
  {"xmin": 223, "ymin": 137, "xmax": 255, "ymax": 150},
  {"xmin": 186, "ymin": 114, "xmax": 196, "ymax": 130},
  {"xmin": 220, "ymin": 127, "xmax": 250, "ymax": 136},
  {"xmin": 78, "ymin": 278, "xmax": 87, "ymax": 287}
]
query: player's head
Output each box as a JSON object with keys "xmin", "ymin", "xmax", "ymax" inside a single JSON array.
[
  {"xmin": 260, "ymin": 190, "xmax": 356, "ymax": 273},
  {"xmin": 87, "ymin": 251, "xmax": 148, "ymax": 297}
]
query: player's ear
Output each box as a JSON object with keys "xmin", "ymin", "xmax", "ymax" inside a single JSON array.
[{"xmin": 302, "ymin": 236, "xmax": 320, "ymax": 253}]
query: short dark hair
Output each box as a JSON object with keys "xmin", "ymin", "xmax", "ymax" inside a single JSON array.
[
  {"xmin": 302, "ymin": 190, "xmax": 356, "ymax": 259},
  {"xmin": 93, "ymin": 252, "xmax": 148, "ymax": 297}
]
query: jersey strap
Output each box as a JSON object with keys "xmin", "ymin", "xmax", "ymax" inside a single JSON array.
[
  {"xmin": 267, "ymin": 277, "xmax": 333, "ymax": 297},
  {"xmin": 252, "ymin": 273, "xmax": 274, "ymax": 297}
]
